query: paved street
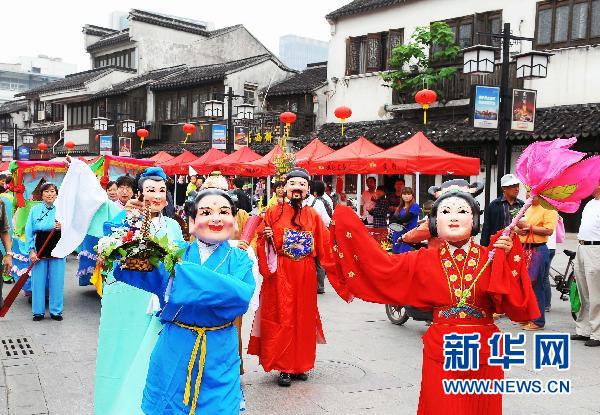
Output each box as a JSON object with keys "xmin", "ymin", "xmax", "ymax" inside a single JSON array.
[{"xmin": 1, "ymin": 236, "xmax": 599, "ymax": 415}]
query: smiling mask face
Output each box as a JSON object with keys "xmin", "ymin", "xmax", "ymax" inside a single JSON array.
[
  {"xmin": 285, "ymin": 177, "xmax": 309, "ymax": 201},
  {"xmin": 436, "ymin": 196, "xmax": 473, "ymax": 242},
  {"xmin": 142, "ymin": 179, "xmax": 168, "ymax": 213},
  {"xmin": 189, "ymin": 194, "xmax": 235, "ymax": 243}
]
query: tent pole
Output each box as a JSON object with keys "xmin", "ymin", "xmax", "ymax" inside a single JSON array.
[
  {"xmin": 356, "ymin": 174, "xmax": 362, "ymax": 215},
  {"xmin": 174, "ymin": 174, "xmax": 178, "ymax": 207},
  {"xmin": 267, "ymin": 176, "xmax": 271, "ymax": 201},
  {"xmin": 415, "ymin": 172, "xmax": 420, "ymax": 205}
]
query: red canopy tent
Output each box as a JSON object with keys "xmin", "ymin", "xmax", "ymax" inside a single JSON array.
[
  {"xmin": 189, "ymin": 148, "xmax": 228, "ymax": 175},
  {"xmin": 239, "ymin": 145, "xmax": 284, "ymax": 177},
  {"xmin": 146, "ymin": 151, "xmax": 174, "ymax": 164},
  {"xmin": 207, "ymin": 146, "xmax": 261, "ymax": 176},
  {"xmin": 365, "ymin": 131, "xmax": 480, "ymax": 175},
  {"xmin": 310, "ymin": 136, "xmax": 383, "ymax": 174},
  {"xmin": 294, "ymin": 138, "xmax": 334, "ymax": 172},
  {"xmin": 159, "ymin": 150, "xmax": 199, "ymax": 175},
  {"xmin": 0, "ymin": 161, "xmax": 9, "ymax": 172}
]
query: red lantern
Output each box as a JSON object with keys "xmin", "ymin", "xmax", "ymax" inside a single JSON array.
[
  {"xmin": 414, "ymin": 89, "xmax": 437, "ymax": 124},
  {"xmin": 182, "ymin": 123, "xmax": 196, "ymax": 144},
  {"xmin": 279, "ymin": 112, "xmax": 296, "ymax": 147},
  {"xmin": 334, "ymin": 106, "xmax": 352, "ymax": 136},
  {"xmin": 65, "ymin": 141, "xmax": 75, "ymax": 155},
  {"xmin": 136, "ymin": 128, "xmax": 149, "ymax": 149},
  {"xmin": 95, "ymin": 134, "xmax": 100, "ymax": 142},
  {"xmin": 37, "ymin": 142, "xmax": 48, "ymax": 152}
]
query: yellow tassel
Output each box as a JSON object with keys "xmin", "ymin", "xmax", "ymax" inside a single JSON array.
[
  {"xmin": 183, "ymin": 331, "xmax": 203, "ymax": 407},
  {"xmin": 90, "ymin": 262, "xmax": 104, "ymax": 297}
]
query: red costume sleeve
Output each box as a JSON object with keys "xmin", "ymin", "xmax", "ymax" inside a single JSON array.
[
  {"xmin": 329, "ymin": 206, "xmax": 432, "ymax": 307},
  {"xmin": 486, "ymin": 232, "xmax": 541, "ymax": 322},
  {"xmin": 401, "ymin": 219, "xmax": 431, "ymax": 244},
  {"xmin": 255, "ymin": 218, "xmax": 276, "ymax": 279},
  {"xmin": 312, "ymin": 211, "xmax": 353, "ymax": 303}
]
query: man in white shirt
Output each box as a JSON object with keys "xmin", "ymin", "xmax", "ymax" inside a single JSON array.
[
  {"xmin": 572, "ymin": 185, "xmax": 600, "ymax": 347},
  {"xmin": 361, "ymin": 176, "xmax": 377, "ymax": 225},
  {"xmin": 308, "ymin": 180, "xmax": 332, "ymax": 293}
]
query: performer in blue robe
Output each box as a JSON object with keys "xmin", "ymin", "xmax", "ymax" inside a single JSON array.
[
  {"xmin": 113, "ymin": 188, "xmax": 255, "ymax": 415},
  {"xmin": 95, "ymin": 168, "xmax": 183, "ymax": 415},
  {"xmin": 24, "ymin": 183, "xmax": 66, "ymax": 320}
]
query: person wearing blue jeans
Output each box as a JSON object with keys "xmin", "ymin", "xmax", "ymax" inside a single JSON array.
[
  {"xmin": 25, "ymin": 183, "xmax": 66, "ymax": 321},
  {"xmin": 516, "ymin": 194, "xmax": 558, "ymax": 331}
]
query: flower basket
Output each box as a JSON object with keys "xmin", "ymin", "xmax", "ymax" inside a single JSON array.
[{"xmin": 96, "ymin": 205, "xmax": 185, "ymax": 276}]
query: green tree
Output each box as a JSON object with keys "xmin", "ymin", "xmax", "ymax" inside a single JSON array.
[{"xmin": 381, "ymin": 22, "xmax": 460, "ymax": 100}]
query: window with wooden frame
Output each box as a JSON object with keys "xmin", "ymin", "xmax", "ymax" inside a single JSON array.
[
  {"xmin": 93, "ymin": 48, "xmax": 136, "ymax": 69},
  {"xmin": 535, "ymin": 0, "xmax": 600, "ymax": 48},
  {"xmin": 67, "ymin": 103, "xmax": 93, "ymax": 129},
  {"xmin": 345, "ymin": 28, "xmax": 404, "ymax": 75},
  {"xmin": 432, "ymin": 11, "xmax": 502, "ymax": 64}
]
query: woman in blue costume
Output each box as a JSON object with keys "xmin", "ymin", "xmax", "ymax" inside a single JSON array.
[
  {"xmin": 390, "ymin": 186, "xmax": 420, "ymax": 254},
  {"xmin": 94, "ymin": 167, "xmax": 184, "ymax": 415},
  {"xmin": 113, "ymin": 188, "xmax": 255, "ymax": 415},
  {"xmin": 24, "ymin": 183, "xmax": 66, "ymax": 321}
]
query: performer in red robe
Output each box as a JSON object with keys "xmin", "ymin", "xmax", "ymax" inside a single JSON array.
[
  {"xmin": 248, "ymin": 168, "xmax": 350, "ymax": 387},
  {"xmin": 329, "ymin": 191, "xmax": 539, "ymax": 415}
]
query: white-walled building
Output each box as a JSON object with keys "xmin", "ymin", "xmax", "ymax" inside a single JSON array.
[{"xmin": 316, "ymin": 0, "xmax": 600, "ymax": 230}]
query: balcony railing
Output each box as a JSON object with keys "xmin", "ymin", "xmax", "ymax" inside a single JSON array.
[{"xmin": 394, "ymin": 62, "xmax": 524, "ymax": 104}]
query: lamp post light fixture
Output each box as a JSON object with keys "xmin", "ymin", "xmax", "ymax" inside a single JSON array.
[
  {"xmin": 462, "ymin": 22, "xmax": 551, "ymax": 196},
  {"xmin": 93, "ymin": 116, "xmax": 109, "ymax": 131},
  {"xmin": 203, "ymin": 100, "xmax": 225, "ymax": 118},
  {"xmin": 514, "ymin": 50, "xmax": 553, "ymax": 79},
  {"xmin": 122, "ymin": 119, "xmax": 136, "ymax": 134},
  {"xmin": 235, "ymin": 103, "xmax": 255, "ymax": 120},
  {"xmin": 0, "ymin": 132, "xmax": 9, "ymax": 143},
  {"xmin": 461, "ymin": 45, "xmax": 498, "ymax": 75},
  {"xmin": 203, "ymin": 87, "xmax": 249, "ymax": 153},
  {"xmin": 22, "ymin": 133, "xmax": 34, "ymax": 144}
]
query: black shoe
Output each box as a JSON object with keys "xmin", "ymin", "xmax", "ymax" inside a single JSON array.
[
  {"xmin": 3, "ymin": 278, "xmax": 13, "ymax": 284},
  {"xmin": 27, "ymin": 296, "xmax": 32, "ymax": 304},
  {"xmin": 32, "ymin": 315, "xmax": 44, "ymax": 321},
  {"xmin": 571, "ymin": 334, "xmax": 590, "ymax": 341},
  {"xmin": 50, "ymin": 314, "xmax": 63, "ymax": 321},
  {"xmin": 291, "ymin": 373, "xmax": 308, "ymax": 381},
  {"xmin": 278, "ymin": 372, "xmax": 291, "ymax": 387},
  {"xmin": 317, "ymin": 288, "xmax": 325, "ymax": 294},
  {"xmin": 584, "ymin": 339, "xmax": 600, "ymax": 347},
  {"xmin": 545, "ymin": 306, "xmax": 551, "ymax": 312}
]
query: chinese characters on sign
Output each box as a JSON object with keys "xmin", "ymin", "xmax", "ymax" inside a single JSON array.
[
  {"xmin": 443, "ymin": 332, "xmax": 569, "ymax": 371},
  {"xmin": 473, "ymin": 86, "xmax": 500, "ymax": 129}
]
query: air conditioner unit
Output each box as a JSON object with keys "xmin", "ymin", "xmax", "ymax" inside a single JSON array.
[
  {"xmin": 37, "ymin": 110, "xmax": 45, "ymax": 121},
  {"xmin": 22, "ymin": 112, "xmax": 31, "ymax": 121}
]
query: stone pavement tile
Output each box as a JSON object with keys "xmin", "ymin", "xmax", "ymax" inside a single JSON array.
[
  {"xmin": 243, "ymin": 382, "xmax": 328, "ymax": 414},
  {"xmin": 3, "ymin": 364, "xmax": 37, "ymax": 377},
  {"xmin": 7, "ymin": 388, "xmax": 47, "ymax": 415},
  {"xmin": 0, "ymin": 386, "xmax": 7, "ymax": 415},
  {"xmin": 5, "ymin": 374, "xmax": 42, "ymax": 392}
]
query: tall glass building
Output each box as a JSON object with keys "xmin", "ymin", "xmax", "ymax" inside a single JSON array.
[{"xmin": 279, "ymin": 35, "xmax": 328, "ymax": 71}]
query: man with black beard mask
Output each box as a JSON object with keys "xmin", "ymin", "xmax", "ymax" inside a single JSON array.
[{"xmin": 248, "ymin": 168, "xmax": 351, "ymax": 387}]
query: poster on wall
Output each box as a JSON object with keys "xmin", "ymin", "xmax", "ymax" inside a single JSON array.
[
  {"xmin": 472, "ymin": 85, "xmax": 500, "ymax": 129},
  {"xmin": 211, "ymin": 124, "xmax": 226, "ymax": 150},
  {"xmin": 118, "ymin": 137, "xmax": 131, "ymax": 157},
  {"xmin": 99, "ymin": 135, "xmax": 113, "ymax": 155},
  {"xmin": 511, "ymin": 89, "xmax": 537, "ymax": 132},
  {"xmin": 234, "ymin": 126, "xmax": 248, "ymax": 150},
  {"xmin": 18, "ymin": 146, "xmax": 30, "ymax": 160},
  {"xmin": 1, "ymin": 146, "xmax": 12, "ymax": 161}
]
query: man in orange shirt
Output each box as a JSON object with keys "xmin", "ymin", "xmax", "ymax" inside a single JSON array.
[{"xmin": 516, "ymin": 193, "xmax": 559, "ymax": 331}]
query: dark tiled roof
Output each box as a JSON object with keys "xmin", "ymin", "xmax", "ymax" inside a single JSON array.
[
  {"xmin": 82, "ymin": 24, "xmax": 118, "ymax": 37},
  {"xmin": 0, "ymin": 100, "xmax": 28, "ymax": 115},
  {"xmin": 54, "ymin": 144, "xmax": 93, "ymax": 156},
  {"xmin": 150, "ymin": 55, "xmax": 273, "ymax": 91},
  {"xmin": 86, "ymin": 30, "xmax": 131, "ymax": 52},
  {"xmin": 267, "ymin": 65, "xmax": 327, "ymax": 97},
  {"xmin": 17, "ymin": 67, "xmax": 135, "ymax": 98},
  {"xmin": 91, "ymin": 65, "xmax": 187, "ymax": 99},
  {"xmin": 326, "ymin": 0, "xmax": 410, "ymax": 21},
  {"xmin": 303, "ymin": 103, "xmax": 600, "ymax": 148},
  {"xmin": 209, "ymin": 25, "xmax": 243, "ymax": 37},
  {"xmin": 26, "ymin": 122, "xmax": 64, "ymax": 135},
  {"xmin": 130, "ymin": 9, "xmax": 209, "ymax": 36}
]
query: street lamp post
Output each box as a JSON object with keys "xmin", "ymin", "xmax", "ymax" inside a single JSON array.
[
  {"xmin": 203, "ymin": 87, "xmax": 253, "ymax": 154},
  {"xmin": 462, "ymin": 22, "xmax": 552, "ymax": 196}
]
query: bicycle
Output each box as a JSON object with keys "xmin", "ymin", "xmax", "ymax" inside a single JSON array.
[{"xmin": 550, "ymin": 249, "xmax": 577, "ymax": 305}]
